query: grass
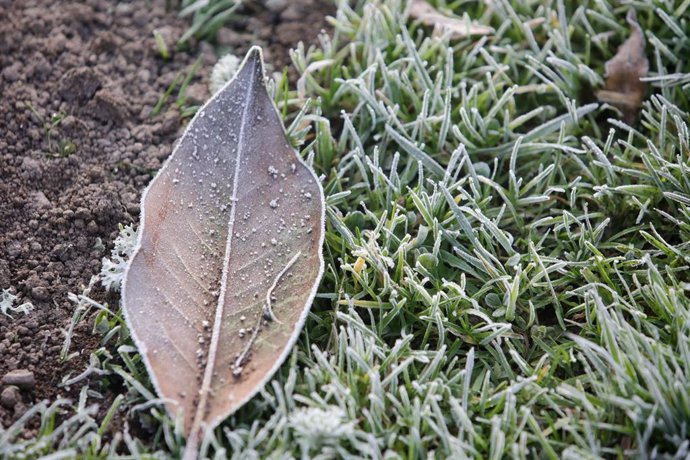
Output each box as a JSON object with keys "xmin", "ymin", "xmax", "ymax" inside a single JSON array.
[
  {"xmin": 3, "ymin": 0, "xmax": 690, "ymax": 457},
  {"xmin": 149, "ymin": 57, "xmax": 203, "ymax": 119},
  {"xmin": 177, "ymin": 0, "xmax": 242, "ymax": 45},
  {"xmin": 25, "ymin": 102, "xmax": 77, "ymax": 157}
]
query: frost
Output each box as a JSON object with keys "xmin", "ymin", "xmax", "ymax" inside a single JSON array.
[
  {"xmin": 209, "ymin": 53, "xmax": 242, "ymax": 94},
  {"xmin": 101, "ymin": 224, "xmax": 139, "ymax": 292},
  {"xmin": 0, "ymin": 289, "xmax": 34, "ymax": 318},
  {"xmin": 289, "ymin": 406, "xmax": 355, "ymax": 447}
]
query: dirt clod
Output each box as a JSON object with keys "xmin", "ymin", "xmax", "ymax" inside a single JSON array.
[
  {"xmin": 1, "ymin": 386, "xmax": 21, "ymax": 408},
  {"xmin": 2, "ymin": 369, "xmax": 35, "ymax": 390},
  {"xmin": 87, "ymin": 89, "xmax": 130, "ymax": 124},
  {"xmin": 58, "ymin": 67, "xmax": 103, "ymax": 104}
]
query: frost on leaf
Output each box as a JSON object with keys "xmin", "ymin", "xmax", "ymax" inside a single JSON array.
[
  {"xmin": 100, "ymin": 223, "xmax": 139, "ymax": 292},
  {"xmin": 1, "ymin": 289, "xmax": 34, "ymax": 318},
  {"xmin": 596, "ymin": 9, "xmax": 649, "ymax": 124},
  {"xmin": 121, "ymin": 47, "xmax": 325, "ymax": 460}
]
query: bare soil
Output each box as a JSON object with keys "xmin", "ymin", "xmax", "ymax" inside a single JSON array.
[{"xmin": 0, "ymin": 0, "xmax": 332, "ymax": 436}]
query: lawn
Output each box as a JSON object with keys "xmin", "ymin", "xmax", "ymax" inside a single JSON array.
[{"xmin": 2, "ymin": 0, "xmax": 690, "ymax": 458}]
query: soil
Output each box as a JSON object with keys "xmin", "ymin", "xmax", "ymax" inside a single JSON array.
[{"xmin": 0, "ymin": 0, "xmax": 332, "ymax": 437}]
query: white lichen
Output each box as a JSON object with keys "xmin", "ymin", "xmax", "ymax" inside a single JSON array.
[
  {"xmin": 288, "ymin": 406, "xmax": 355, "ymax": 447},
  {"xmin": 209, "ymin": 53, "xmax": 241, "ymax": 94},
  {"xmin": 100, "ymin": 223, "xmax": 139, "ymax": 292},
  {"xmin": 0, "ymin": 289, "xmax": 34, "ymax": 318}
]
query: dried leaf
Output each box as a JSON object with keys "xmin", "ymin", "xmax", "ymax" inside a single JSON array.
[
  {"xmin": 596, "ymin": 9, "xmax": 649, "ymax": 124},
  {"xmin": 121, "ymin": 47, "xmax": 325, "ymax": 459},
  {"xmin": 409, "ymin": 0, "xmax": 494, "ymax": 39}
]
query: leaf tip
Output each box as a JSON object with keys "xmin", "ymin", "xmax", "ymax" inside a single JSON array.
[
  {"xmin": 246, "ymin": 45, "xmax": 263, "ymax": 63},
  {"xmin": 241, "ymin": 46, "xmax": 266, "ymax": 83}
]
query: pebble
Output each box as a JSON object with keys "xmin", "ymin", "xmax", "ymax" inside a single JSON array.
[
  {"xmin": 31, "ymin": 191, "xmax": 52, "ymax": 210},
  {"xmin": 2, "ymin": 369, "xmax": 35, "ymax": 390},
  {"xmin": 2, "ymin": 62, "xmax": 21, "ymax": 82},
  {"xmin": 31, "ymin": 286, "xmax": 49, "ymax": 301},
  {"xmin": 0, "ymin": 385, "xmax": 21, "ymax": 408}
]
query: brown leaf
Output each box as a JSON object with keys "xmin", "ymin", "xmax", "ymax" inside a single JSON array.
[
  {"xmin": 596, "ymin": 9, "xmax": 649, "ymax": 124},
  {"xmin": 121, "ymin": 47, "xmax": 325, "ymax": 459},
  {"xmin": 409, "ymin": 0, "xmax": 494, "ymax": 39}
]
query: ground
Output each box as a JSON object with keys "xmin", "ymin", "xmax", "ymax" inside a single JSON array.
[{"xmin": 0, "ymin": 0, "xmax": 330, "ymax": 439}]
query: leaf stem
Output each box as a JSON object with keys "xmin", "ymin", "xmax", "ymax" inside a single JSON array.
[{"xmin": 182, "ymin": 433, "xmax": 199, "ymax": 460}]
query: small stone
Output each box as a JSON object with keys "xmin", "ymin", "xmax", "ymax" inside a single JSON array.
[
  {"xmin": 86, "ymin": 220, "xmax": 99, "ymax": 235},
  {"xmin": 266, "ymin": 0, "xmax": 289, "ymax": 12},
  {"xmin": 58, "ymin": 67, "xmax": 102, "ymax": 104},
  {"xmin": 31, "ymin": 286, "xmax": 49, "ymax": 301},
  {"xmin": 1, "ymin": 386, "xmax": 21, "ymax": 408},
  {"xmin": 2, "ymin": 369, "xmax": 35, "ymax": 390},
  {"xmin": 30, "ymin": 191, "xmax": 52, "ymax": 210}
]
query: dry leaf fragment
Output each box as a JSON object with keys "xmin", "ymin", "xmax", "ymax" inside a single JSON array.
[
  {"xmin": 596, "ymin": 9, "xmax": 649, "ymax": 124},
  {"xmin": 121, "ymin": 47, "xmax": 325, "ymax": 459},
  {"xmin": 409, "ymin": 0, "xmax": 494, "ymax": 39}
]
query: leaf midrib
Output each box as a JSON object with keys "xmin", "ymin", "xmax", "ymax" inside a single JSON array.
[{"xmin": 189, "ymin": 59, "xmax": 257, "ymax": 438}]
